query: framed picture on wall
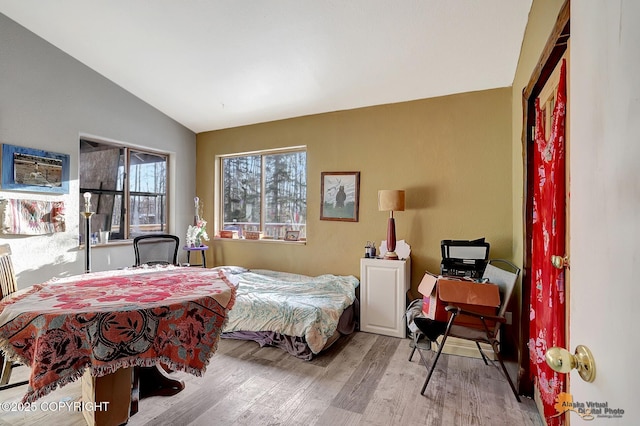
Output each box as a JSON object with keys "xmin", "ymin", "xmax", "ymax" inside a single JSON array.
[
  {"xmin": 320, "ymin": 171, "xmax": 360, "ymax": 222},
  {"xmin": 1, "ymin": 144, "xmax": 70, "ymax": 194}
]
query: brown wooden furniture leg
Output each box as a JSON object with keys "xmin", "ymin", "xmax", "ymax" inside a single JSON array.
[{"xmin": 82, "ymin": 367, "xmax": 133, "ymax": 426}]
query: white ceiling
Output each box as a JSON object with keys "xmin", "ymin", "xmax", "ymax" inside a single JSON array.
[{"xmin": 0, "ymin": 1, "xmax": 532, "ymax": 133}]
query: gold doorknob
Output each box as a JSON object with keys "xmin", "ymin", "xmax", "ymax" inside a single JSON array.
[
  {"xmin": 551, "ymin": 255, "xmax": 570, "ymax": 269},
  {"xmin": 545, "ymin": 345, "xmax": 596, "ymax": 382}
]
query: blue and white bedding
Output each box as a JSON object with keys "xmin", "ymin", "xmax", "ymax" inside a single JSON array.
[{"xmin": 218, "ymin": 267, "xmax": 359, "ymax": 356}]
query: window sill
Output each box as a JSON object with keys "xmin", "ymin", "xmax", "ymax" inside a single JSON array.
[
  {"xmin": 78, "ymin": 240, "xmax": 133, "ymax": 249},
  {"xmin": 213, "ymin": 237, "xmax": 306, "ymax": 245}
]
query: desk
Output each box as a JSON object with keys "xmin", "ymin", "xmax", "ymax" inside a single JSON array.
[
  {"xmin": 183, "ymin": 245, "xmax": 208, "ymax": 268},
  {"xmin": 0, "ymin": 266, "xmax": 236, "ymax": 410}
]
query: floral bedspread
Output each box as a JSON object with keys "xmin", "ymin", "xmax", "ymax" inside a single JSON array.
[
  {"xmin": 220, "ymin": 268, "xmax": 358, "ymax": 354},
  {"xmin": 0, "ymin": 266, "xmax": 236, "ymax": 403}
]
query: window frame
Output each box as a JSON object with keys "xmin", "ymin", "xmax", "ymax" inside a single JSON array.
[
  {"xmin": 216, "ymin": 145, "xmax": 307, "ymax": 242},
  {"xmin": 79, "ymin": 138, "xmax": 170, "ymax": 242}
]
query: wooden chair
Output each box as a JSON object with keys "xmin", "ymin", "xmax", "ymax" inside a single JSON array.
[
  {"xmin": 133, "ymin": 234, "xmax": 180, "ymax": 267},
  {"xmin": 0, "ymin": 244, "xmax": 29, "ymax": 390},
  {"xmin": 412, "ymin": 259, "xmax": 522, "ymax": 402}
]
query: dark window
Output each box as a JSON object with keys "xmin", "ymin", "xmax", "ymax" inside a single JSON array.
[{"xmin": 79, "ymin": 139, "xmax": 168, "ymax": 243}]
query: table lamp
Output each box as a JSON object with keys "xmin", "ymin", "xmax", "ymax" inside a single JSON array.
[{"xmin": 378, "ymin": 190, "xmax": 405, "ymax": 260}]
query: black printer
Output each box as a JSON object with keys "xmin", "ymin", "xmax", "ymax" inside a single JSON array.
[{"xmin": 440, "ymin": 238, "xmax": 490, "ymax": 278}]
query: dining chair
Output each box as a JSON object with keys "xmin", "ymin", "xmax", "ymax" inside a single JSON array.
[
  {"xmin": 412, "ymin": 259, "xmax": 522, "ymax": 402},
  {"xmin": 133, "ymin": 234, "xmax": 180, "ymax": 267},
  {"xmin": 0, "ymin": 244, "xmax": 29, "ymax": 390}
]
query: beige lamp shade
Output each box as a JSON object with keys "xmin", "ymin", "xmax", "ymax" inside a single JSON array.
[{"xmin": 378, "ymin": 190, "xmax": 405, "ymax": 212}]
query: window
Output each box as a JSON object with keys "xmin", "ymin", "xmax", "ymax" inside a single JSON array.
[
  {"xmin": 79, "ymin": 139, "xmax": 169, "ymax": 242},
  {"xmin": 221, "ymin": 147, "xmax": 306, "ymax": 240}
]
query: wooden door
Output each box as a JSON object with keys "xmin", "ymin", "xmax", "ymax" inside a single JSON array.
[
  {"xmin": 530, "ymin": 54, "xmax": 570, "ymax": 425},
  {"xmin": 521, "ymin": 2, "xmax": 570, "ymax": 424},
  {"xmin": 568, "ymin": 1, "xmax": 639, "ymax": 421}
]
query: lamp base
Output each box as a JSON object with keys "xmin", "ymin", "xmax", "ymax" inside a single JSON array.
[
  {"xmin": 384, "ymin": 251, "xmax": 399, "ymax": 260},
  {"xmin": 385, "ymin": 216, "xmax": 399, "ymax": 260}
]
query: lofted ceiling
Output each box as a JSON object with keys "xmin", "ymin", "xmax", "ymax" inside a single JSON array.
[{"xmin": 0, "ymin": 1, "xmax": 532, "ymax": 133}]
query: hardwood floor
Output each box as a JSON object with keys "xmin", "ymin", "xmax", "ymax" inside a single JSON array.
[{"xmin": 0, "ymin": 332, "xmax": 543, "ymax": 426}]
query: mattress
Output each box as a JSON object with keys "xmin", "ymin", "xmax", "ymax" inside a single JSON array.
[{"xmin": 216, "ymin": 267, "xmax": 359, "ymax": 359}]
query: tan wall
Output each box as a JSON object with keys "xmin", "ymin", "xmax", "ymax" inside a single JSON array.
[{"xmin": 197, "ymin": 88, "xmax": 512, "ymax": 298}]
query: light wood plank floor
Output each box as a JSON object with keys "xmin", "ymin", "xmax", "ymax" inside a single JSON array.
[{"xmin": 0, "ymin": 332, "xmax": 543, "ymax": 426}]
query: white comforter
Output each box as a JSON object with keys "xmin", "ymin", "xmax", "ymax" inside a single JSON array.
[{"xmin": 220, "ymin": 268, "xmax": 359, "ymax": 354}]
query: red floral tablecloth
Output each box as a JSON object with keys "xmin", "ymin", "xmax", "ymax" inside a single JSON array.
[{"xmin": 0, "ymin": 266, "xmax": 236, "ymax": 403}]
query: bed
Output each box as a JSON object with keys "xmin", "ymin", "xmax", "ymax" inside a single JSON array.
[{"xmin": 215, "ymin": 267, "xmax": 359, "ymax": 360}]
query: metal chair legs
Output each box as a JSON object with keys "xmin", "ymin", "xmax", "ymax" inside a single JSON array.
[
  {"xmin": 416, "ymin": 315, "xmax": 521, "ymax": 402},
  {"xmin": 420, "ymin": 314, "xmax": 455, "ymax": 395},
  {"xmin": 490, "ymin": 339, "xmax": 521, "ymax": 402}
]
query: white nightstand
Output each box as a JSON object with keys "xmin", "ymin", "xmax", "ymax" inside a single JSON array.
[{"xmin": 360, "ymin": 257, "xmax": 411, "ymax": 338}]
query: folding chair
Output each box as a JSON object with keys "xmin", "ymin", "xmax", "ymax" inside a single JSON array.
[{"xmin": 412, "ymin": 259, "xmax": 521, "ymax": 402}]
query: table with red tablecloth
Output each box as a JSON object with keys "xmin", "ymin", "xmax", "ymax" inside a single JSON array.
[{"xmin": 0, "ymin": 265, "xmax": 236, "ymax": 403}]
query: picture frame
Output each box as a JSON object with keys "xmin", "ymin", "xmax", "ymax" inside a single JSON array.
[
  {"xmin": 320, "ymin": 171, "xmax": 360, "ymax": 222},
  {"xmin": 284, "ymin": 230, "xmax": 300, "ymax": 241},
  {"xmin": 1, "ymin": 144, "xmax": 70, "ymax": 194}
]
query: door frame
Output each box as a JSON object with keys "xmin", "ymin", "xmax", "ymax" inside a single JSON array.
[{"xmin": 519, "ymin": 0, "xmax": 570, "ymax": 395}]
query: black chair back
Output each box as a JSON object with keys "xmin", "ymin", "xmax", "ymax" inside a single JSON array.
[{"xmin": 133, "ymin": 234, "xmax": 180, "ymax": 266}]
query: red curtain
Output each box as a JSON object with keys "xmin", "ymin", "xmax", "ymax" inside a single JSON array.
[{"xmin": 530, "ymin": 59, "xmax": 567, "ymax": 425}]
